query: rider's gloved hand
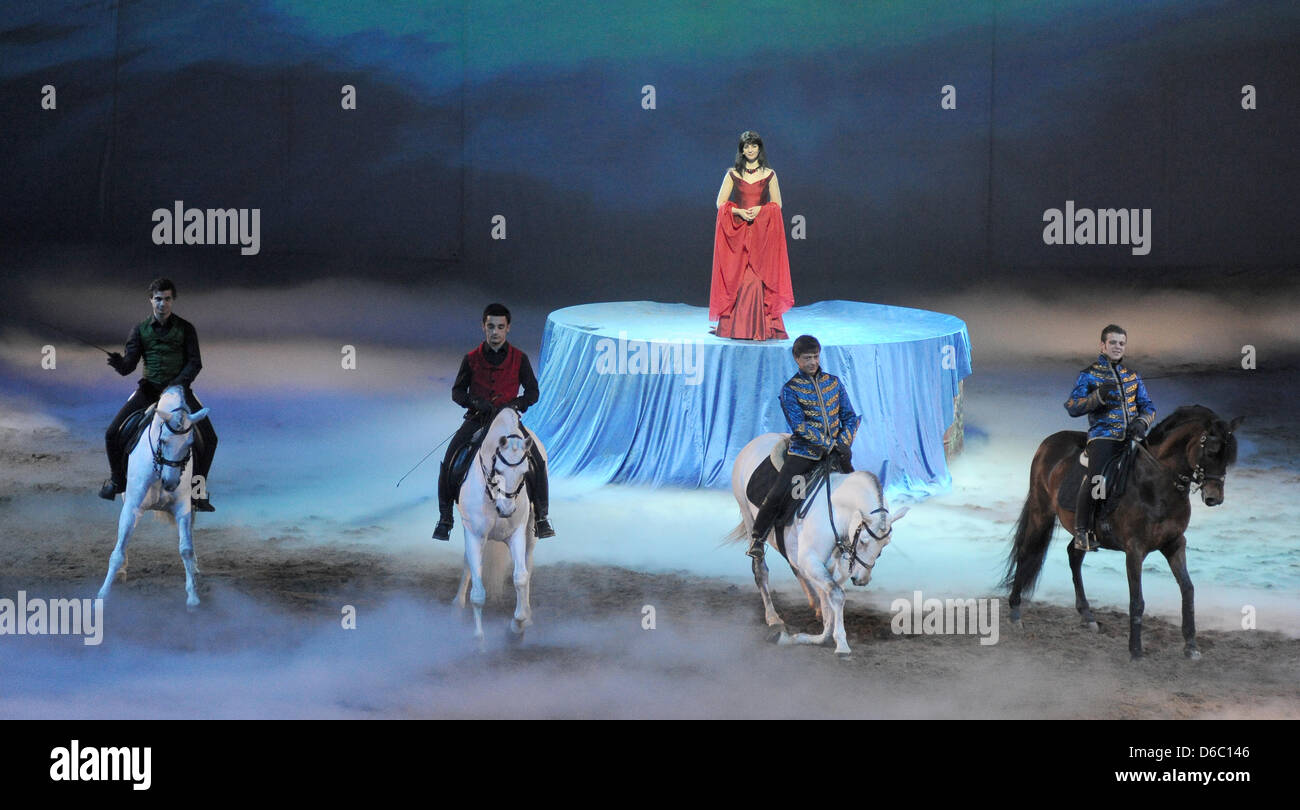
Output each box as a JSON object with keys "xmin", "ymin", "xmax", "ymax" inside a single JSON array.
[
  {"xmin": 469, "ymin": 396, "xmax": 494, "ymax": 414},
  {"xmin": 1127, "ymin": 420, "xmax": 1148, "ymax": 441},
  {"xmin": 1095, "ymin": 381, "xmax": 1119, "ymax": 401},
  {"xmin": 107, "ymin": 352, "xmax": 125, "ymax": 373}
]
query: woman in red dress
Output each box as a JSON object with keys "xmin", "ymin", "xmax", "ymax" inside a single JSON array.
[{"xmin": 709, "ymin": 130, "xmax": 794, "ymax": 340}]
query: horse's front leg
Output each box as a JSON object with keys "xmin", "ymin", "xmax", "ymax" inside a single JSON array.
[
  {"xmin": 508, "ymin": 522, "xmax": 532, "ymax": 636},
  {"xmin": 1067, "ymin": 544, "xmax": 1099, "ymax": 632},
  {"xmin": 1162, "ymin": 538, "xmax": 1199, "ymax": 659},
  {"xmin": 1125, "ymin": 547, "xmax": 1147, "ymax": 660},
  {"xmin": 784, "ymin": 557, "xmax": 840, "ymax": 650},
  {"xmin": 826, "ymin": 578, "xmax": 849, "ymax": 655},
  {"xmin": 463, "ymin": 528, "xmax": 487, "ymax": 648},
  {"xmin": 98, "ymin": 499, "xmax": 144, "ymax": 600},
  {"xmin": 176, "ymin": 502, "xmax": 199, "ymax": 610}
]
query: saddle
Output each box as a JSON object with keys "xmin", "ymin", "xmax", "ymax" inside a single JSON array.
[
  {"xmin": 448, "ymin": 424, "xmax": 489, "ymax": 503},
  {"xmin": 1058, "ymin": 441, "xmax": 1137, "ymax": 543},
  {"xmin": 746, "ymin": 437, "xmax": 845, "ymax": 559}
]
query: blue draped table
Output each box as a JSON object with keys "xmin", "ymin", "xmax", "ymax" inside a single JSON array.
[{"xmin": 527, "ymin": 300, "xmax": 973, "ymax": 497}]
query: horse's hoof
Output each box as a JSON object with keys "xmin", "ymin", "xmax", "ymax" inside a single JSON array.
[
  {"xmin": 1011, "ymin": 618, "xmax": 1024, "ymax": 631},
  {"xmin": 834, "ymin": 648, "xmax": 852, "ymax": 657},
  {"xmin": 1086, "ymin": 621, "xmax": 1099, "ymax": 633},
  {"xmin": 1185, "ymin": 648, "xmax": 1202, "ymax": 660},
  {"xmin": 1130, "ymin": 652, "xmax": 1143, "ymax": 662},
  {"xmin": 776, "ymin": 631, "xmax": 792, "ymax": 646},
  {"xmin": 186, "ymin": 598, "xmax": 199, "ymax": 612}
]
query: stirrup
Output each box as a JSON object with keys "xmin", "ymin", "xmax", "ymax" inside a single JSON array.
[
  {"xmin": 432, "ymin": 518, "xmax": 453, "ymax": 541},
  {"xmin": 192, "ymin": 498, "xmax": 215, "ymax": 512},
  {"xmin": 534, "ymin": 517, "xmax": 555, "ymax": 538},
  {"xmin": 99, "ymin": 480, "xmax": 122, "ymax": 501},
  {"xmin": 1071, "ymin": 529, "xmax": 1097, "ymax": 552},
  {"xmin": 746, "ymin": 535, "xmax": 767, "ymax": 559}
]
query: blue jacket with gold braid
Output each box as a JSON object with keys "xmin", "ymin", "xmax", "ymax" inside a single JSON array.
[
  {"xmin": 780, "ymin": 368, "xmax": 860, "ymax": 460},
  {"xmin": 1064, "ymin": 354, "xmax": 1156, "ymax": 441}
]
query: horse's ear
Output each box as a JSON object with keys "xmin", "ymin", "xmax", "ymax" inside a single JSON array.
[
  {"xmin": 189, "ymin": 407, "xmax": 210, "ymax": 424},
  {"xmin": 1228, "ymin": 415, "xmax": 1244, "ymax": 433},
  {"xmin": 890, "ymin": 506, "xmax": 911, "ymax": 524}
]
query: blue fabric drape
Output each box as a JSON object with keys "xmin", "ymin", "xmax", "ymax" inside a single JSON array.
[{"xmin": 527, "ymin": 301, "xmax": 972, "ymax": 497}]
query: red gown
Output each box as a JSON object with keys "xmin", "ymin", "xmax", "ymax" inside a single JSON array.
[{"xmin": 709, "ymin": 172, "xmax": 794, "ymax": 340}]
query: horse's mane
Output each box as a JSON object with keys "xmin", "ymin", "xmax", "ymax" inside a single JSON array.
[
  {"xmin": 1145, "ymin": 404, "xmax": 1238, "ymax": 464},
  {"xmin": 480, "ymin": 407, "xmax": 521, "ymax": 453}
]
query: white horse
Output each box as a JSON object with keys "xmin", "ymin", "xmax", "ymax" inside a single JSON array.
[
  {"xmin": 452, "ymin": 407, "xmax": 543, "ymax": 647},
  {"xmin": 727, "ymin": 433, "xmax": 909, "ymax": 655},
  {"xmin": 98, "ymin": 385, "xmax": 211, "ymax": 610}
]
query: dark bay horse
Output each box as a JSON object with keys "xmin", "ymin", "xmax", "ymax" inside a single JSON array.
[{"xmin": 1003, "ymin": 406, "xmax": 1242, "ymax": 659}]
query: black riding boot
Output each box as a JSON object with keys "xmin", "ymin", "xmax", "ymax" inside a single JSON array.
[
  {"xmin": 101, "ymin": 427, "xmax": 126, "ymax": 500},
  {"xmin": 1072, "ymin": 475, "xmax": 1097, "ymax": 551},
  {"xmin": 432, "ymin": 460, "xmax": 455, "ymax": 541},
  {"xmin": 748, "ymin": 493, "xmax": 786, "ymax": 558},
  {"xmin": 527, "ymin": 442, "xmax": 554, "ymax": 538}
]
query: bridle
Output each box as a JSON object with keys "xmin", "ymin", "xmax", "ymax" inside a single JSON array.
[
  {"xmin": 819, "ymin": 464, "xmax": 892, "ymax": 579},
  {"xmin": 149, "ymin": 408, "xmax": 194, "ymax": 476},
  {"xmin": 480, "ymin": 431, "xmax": 530, "ymax": 516},
  {"xmin": 1172, "ymin": 431, "xmax": 1223, "ymax": 494}
]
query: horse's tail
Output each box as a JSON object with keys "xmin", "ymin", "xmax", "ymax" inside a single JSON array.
[
  {"xmin": 720, "ymin": 521, "xmax": 748, "ymax": 548},
  {"xmin": 151, "ymin": 510, "xmax": 177, "ymax": 527},
  {"xmin": 1000, "ymin": 451, "xmax": 1058, "ymax": 597},
  {"xmin": 482, "ymin": 539, "xmax": 512, "ymax": 601}
]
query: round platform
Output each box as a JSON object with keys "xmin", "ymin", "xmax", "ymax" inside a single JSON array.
[{"xmin": 527, "ymin": 300, "xmax": 973, "ymax": 496}]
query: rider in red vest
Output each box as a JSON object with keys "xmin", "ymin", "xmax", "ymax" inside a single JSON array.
[{"xmin": 432, "ymin": 303, "xmax": 554, "ymax": 541}]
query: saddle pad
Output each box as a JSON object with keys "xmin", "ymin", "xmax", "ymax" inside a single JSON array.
[{"xmin": 746, "ymin": 456, "xmax": 779, "ymax": 509}]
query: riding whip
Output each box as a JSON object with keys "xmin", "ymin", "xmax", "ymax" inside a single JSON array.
[{"xmin": 395, "ymin": 429, "xmax": 457, "ymax": 488}]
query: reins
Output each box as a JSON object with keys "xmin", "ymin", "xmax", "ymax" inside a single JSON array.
[{"xmin": 148, "ymin": 408, "xmax": 194, "ymax": 476}]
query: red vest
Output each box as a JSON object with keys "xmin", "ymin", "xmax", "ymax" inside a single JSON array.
[{"xmin": 467, "ymin": 344, "xmax": 523, "ymax": 406}]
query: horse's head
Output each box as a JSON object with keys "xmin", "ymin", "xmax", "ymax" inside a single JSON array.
[
  {"xmin": 481, "ymin": 407, "xmax": 531, "ymax": 517},
  {"xmin": 850, "ymin": 504, "xmax": 909, "ymax": 586},
  {"xmin": 1147, "ymin": 406, "xmax": 1242, "ymax": 507},
  {"xmin": 1190, "ymin": 415, "xmax": 1243, "ymax": 507},
  {"xmin": 153, "ymin": 386, "xmax": 210, "ymax": 493}
]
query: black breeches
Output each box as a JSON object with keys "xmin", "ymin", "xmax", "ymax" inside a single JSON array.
[{"xmin": 1075, "ymin": 438, "xmax": 1120, "ymax": 526}]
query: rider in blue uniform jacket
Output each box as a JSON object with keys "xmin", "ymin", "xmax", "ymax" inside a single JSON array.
[
  {"xmin": 749, "ymin": 335, "xmax": 860, "ymax": 558},
  {"xmin": 1064, "ymin": 324, "xmax": 1156, "ymax": 551}
]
